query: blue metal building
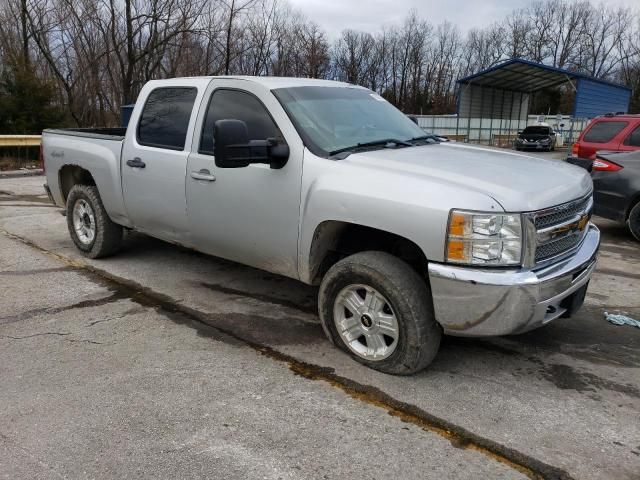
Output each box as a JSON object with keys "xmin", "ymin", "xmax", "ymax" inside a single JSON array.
[{"xmin": 455, "ymin": 58, "xmax": 632, "ymax": 143}]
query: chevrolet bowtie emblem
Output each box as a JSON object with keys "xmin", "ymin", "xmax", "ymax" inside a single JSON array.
[
  {"xmin": 537, "ymin": 213, "xmax": 590, "ymax": 243},
  {"xmin": 577, "ymin": 214, "xmax": 589, "ymax": 230},
  {"xmin": 556, "ymin": 214, "xmax": 589, "ymax": 235}
]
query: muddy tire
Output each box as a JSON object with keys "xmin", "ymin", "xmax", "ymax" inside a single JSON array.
[
  {"xmin": 628, "ymin": 201, "xmax": 640, "ymax": 242},
  {"xmin": 318, "ymin": 251, "xmax": 441, "ymax": 375},
  {"xmin": 66, "ymin": 184, "xmax": 122, "ymax": 258}
]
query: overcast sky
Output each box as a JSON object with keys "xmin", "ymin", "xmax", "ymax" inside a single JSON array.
[{"xmin": 288, "ymin": 0, "xmax": 639, "ymax": 40}]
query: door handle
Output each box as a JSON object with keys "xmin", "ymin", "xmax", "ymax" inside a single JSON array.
[
  {"xmin": 126, "ymin": 157, "xmax": 146, "ymax": 168},
  {"xmin": 190, "ymin": 169, "xmax": 216, "ymax": 182}
]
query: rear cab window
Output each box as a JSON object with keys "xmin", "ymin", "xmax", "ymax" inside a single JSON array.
[
  {"xmin": 137, "ymin": 87, "xmax": 198, "ymax": 150},
  {"xmin": 582, "ymin": 121, "xmax": 628, "ymax": 143}
]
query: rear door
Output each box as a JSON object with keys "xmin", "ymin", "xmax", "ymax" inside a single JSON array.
[{"xmin": 121, "ymin": 80, "xmax": 205, "ymax": 244}]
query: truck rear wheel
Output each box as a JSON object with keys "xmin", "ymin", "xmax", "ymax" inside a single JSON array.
[
  {"xmin": 628, "ymin": 201, "xmax": 640, "ymax": 242},
  {"xmin": 318, "ymin": 251, "xmax": 441, "ymax": 375},
  {"xmin": 66, "ymin": 184, "xmax": 123, "ymax": 258}
]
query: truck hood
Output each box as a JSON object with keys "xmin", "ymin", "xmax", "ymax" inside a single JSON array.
[{"xmin": 345, "ymin": 142, "xmax": 592, "ymax": 212}]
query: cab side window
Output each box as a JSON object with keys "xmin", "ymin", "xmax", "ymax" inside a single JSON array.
[
  {"xmin": 582, "ymin": 121, "xmax": 628, "ymax": 143},
  {"xmin": 137, "ymin": 87, "xmax": 197, "ymax": 150},
  {"xmin": 199, "ymin": 89, "xmax": 280, "ymax": 155},
  {"xmin": 623, "ymin": 125, "xmax": 640, "ymax": 147}
]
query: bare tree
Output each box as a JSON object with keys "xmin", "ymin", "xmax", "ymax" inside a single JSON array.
[
  {"xmin": 1, "ymin": 0, "xmax": 638, "ymax": 131},
  {"xmin": 579, "ymin": 4, "xmax": 630, "ymax": 77}
]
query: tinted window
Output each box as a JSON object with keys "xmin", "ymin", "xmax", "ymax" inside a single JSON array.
[
  {"xmin": 582, "ymin": 121, "xmax": 628, "ymax": 143},
  {"xmin": 138, "ymin": 87, "xmax": 197, "ymax": 150},
  {"xmin": 200, "ymin": 89, "xmax": 280, "ymax": 155},
  {"xmin": 523, "ymin": 126, "xmax": 551, "ymax": 134},
  {"xmin": 623, "ymin": 125, "xmax": 640, "ymax": 147}
]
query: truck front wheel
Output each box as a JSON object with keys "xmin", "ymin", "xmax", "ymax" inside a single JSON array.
[
  {"xmin": 318, "ymin": 251, "xmax": 441, "ymax": 375},
  {"xmin": 66, "ymin": 184, "xmax": 123, "ymax": 258}
]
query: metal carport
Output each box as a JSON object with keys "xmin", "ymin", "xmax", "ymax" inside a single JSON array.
[{"xmin": 455, "ymin": 58, "xmax": 632, "ymax": 145}]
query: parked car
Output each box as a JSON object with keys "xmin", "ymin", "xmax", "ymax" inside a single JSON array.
[
  {"xmin": 514, "ymin": 125, "xmax": 557, "ymax": 151},
  {"xmin": 42, "ymin": 76, "xmax": 600, "ymax": 375},
  {"xmin": 569, "ymin": 113, "xmax": 640, "ymax": 162},
  {"xmin": 586, "ymin": 151, "xmax": 640, "ymax": 241}
]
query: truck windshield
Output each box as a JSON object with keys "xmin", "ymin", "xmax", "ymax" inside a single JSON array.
[
  {"xmin": 272, "ymin": 86, "xmax": 428, "ymax": 158},
  {"xmin": 522, "ymin": 126, "xmax": 551, "ymax": 135}
]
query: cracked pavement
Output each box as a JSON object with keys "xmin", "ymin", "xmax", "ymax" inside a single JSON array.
[{"xmin": 1, "ymin": 175, "xmax": 639, "ymax": 479}]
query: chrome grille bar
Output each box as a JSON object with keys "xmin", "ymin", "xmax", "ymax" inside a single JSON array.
[{"xmin": 523, "ymin": 193, "xmax": 593, "ymax": 268}]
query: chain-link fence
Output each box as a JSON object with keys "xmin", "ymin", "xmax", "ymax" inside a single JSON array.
[{"xmin": 414, "ymin": 114, "xmax": 589, "ymax": 148}]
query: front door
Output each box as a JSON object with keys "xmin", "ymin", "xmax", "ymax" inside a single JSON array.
[
  {"xmin": 121, "ymin": 85, "xmax": 199, "ymax": 244},
  {"xmin": 619, "ymin": 125, "xmax": 640, "ymax": 152},
  {"xmin": 186, "ymin": 83, "xmax": 303, "ymax": 279}
]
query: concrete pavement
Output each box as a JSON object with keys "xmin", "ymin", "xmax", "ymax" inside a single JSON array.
[{"xmin": 1, "ymin": 175, "xmax": 639, "ymax": 479}]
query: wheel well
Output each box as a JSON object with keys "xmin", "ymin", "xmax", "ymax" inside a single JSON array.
[
  {"xmin": 309, "ymin": 221, "xmax": 428, "ymax": 284},
  {"xmin": 59, "ymin": 165, "xmax": 95, "ymax": 203},
  {"xmin": 627, "ymin": 193, "xmax": 640, "ymax": 220}
]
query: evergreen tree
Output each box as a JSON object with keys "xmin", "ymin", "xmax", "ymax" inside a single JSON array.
[{"xmin": 0, "ymin": 61, "xmax": 67, "ymax": 134}]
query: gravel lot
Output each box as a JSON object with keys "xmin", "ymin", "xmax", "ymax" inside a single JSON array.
[{"xmin": 1, "ymin": 173, "xmax": 639, "ymax": 480}]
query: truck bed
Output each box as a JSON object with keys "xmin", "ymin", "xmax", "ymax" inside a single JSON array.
[
  {"xmin": 42, "ymin": 127, "xmax": 129, "ymax": 226},
  {"xmin": 44, "ymin": 128, "xmax": 127, "ymax": 141}
]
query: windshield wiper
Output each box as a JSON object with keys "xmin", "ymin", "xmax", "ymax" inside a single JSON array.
[
  {"xmin": 408, "ymin": 134, "xmax": 443, "ymax": 143},
  {"xmin": 329, "ymin": 138, "xmax": 413, "ymax": 158}
]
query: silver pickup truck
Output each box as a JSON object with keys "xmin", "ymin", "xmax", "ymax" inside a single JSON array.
[{"xmin": 42, "ymin": 76, "xmax": 599, "ymax": 375}]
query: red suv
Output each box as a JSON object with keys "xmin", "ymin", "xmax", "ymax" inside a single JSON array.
[{"xmin": 570, "ymin": 114, "xmax": 640, "ymax": 160}]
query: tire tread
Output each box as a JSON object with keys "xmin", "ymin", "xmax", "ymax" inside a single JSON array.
[
  {"xmin": 66, "ymin": 184, "xmax": 123, "ymax": 258},
  {"xmin": 319, "ymin": 251, "xmax": 441, "ymax": 375},
  {"xmin": 628, "ymin": 201, "xmax": 640, "ymax": 242}
]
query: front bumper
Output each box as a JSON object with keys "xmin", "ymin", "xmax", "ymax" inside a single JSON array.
[
  {"xmin": 428, "ymin": 224, "xmax": 600, "ymax": 337},
  {"xmin": 516, "ymin": 140, "xmax": 551, "ymax": 150}
]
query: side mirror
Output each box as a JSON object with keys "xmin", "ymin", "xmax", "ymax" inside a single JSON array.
[{"xmin": 214, "ymin": 119, "xmax": 289, "ymax": 169}]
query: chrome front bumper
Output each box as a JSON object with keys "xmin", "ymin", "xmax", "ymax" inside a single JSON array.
[{"xmin": 428, "ymin": 224, "xmax": 600, "ymax": 337}]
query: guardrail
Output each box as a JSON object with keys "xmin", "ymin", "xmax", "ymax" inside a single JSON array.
[{"xmin": 0, "ymin": 135, "xmax": 42, "ymax": 147}]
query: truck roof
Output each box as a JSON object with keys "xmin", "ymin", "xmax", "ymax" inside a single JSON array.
[{"xmin": 174, "ymin": 76, "xmax": 359, "ymax": 90}]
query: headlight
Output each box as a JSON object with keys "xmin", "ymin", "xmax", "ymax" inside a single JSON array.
[
  {"xmin": 540, "ymin": 138, "xmax": 550, "ymax": 143},
  {"xmin": 446, "ymin": 210, "xmax": 522, "ymax": 266}
]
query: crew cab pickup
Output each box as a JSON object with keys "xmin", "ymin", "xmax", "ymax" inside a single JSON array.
[{"xmin": 42, "ymin": 77, "xmax": 600, "ymax": 375}]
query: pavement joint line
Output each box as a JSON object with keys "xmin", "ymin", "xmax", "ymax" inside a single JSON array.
[
  {"xmin": 0, "ymin": 266, "xmax": 74, "ymax": 276},
  {"xmin": 199, "ymin": 280, "xmax": 318, "ymax": 315},
  {"xmin": 0, "ymin": 333, "xmax": 105, "ymax": 345},
  {"xmin": 0, "ymin": 293, "xmax": 123, "ymax": 326},
  {"xmin": 0, "ymin": 228, "xmax": 575, "ymax": 480},
  {"xmin": 0, "ymin": 332, "xmax": 71, "ymax": 339}
]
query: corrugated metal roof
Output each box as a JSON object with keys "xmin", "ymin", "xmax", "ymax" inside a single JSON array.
[
  {"xmin": 457, "ymin": 58, "xmax": 631, "ymax": 93},
  {"xmin": 457, "ymin": 58, "xmax": 632, "ymax": 119}
]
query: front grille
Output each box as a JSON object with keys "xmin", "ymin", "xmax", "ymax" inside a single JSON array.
[
  {"xmin": 535, "ymin": 232, "xmax": 584, "ymax": 262},
  {"xmin": 529, "ymin": 194, "xmax": 593, "ymax": 265},
  {"xmin": 534, "ymin": 195, "xmax": 591, "ymax": 229}
]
